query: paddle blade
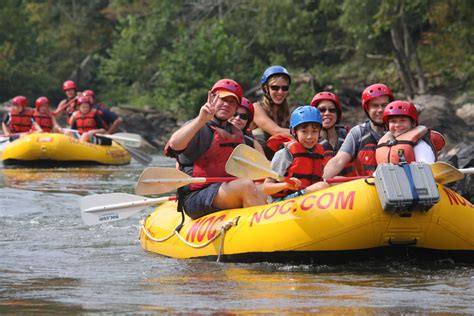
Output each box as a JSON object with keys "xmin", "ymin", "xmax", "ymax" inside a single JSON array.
[
  {"xmin": 80, "ymin": 193, "xmax": 175, "ymax": 225},
  {"xmin": 226, "ymin": 144, "xmax": 280, "ymax": 180},
  {"xmin": 123, "ymin": 144, "xmax": 153, "ymax": 165},
  {"xmin": 135, "ymin": 167, "xmax": 192, "ymax": 195},
  {"xmin": 431, "ymin": 162, "xmax": 465, "ymax": 184},
  {"xmin": 96, "ymin": 133, "xmax": 142, "ymax": 148}
]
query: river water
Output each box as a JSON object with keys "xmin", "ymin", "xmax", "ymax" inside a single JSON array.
[{"xmin": 1, "ymin": 157, "xmax": 473, "ymax": 314}]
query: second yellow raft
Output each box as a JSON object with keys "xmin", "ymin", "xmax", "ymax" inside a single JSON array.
[{"xmin": 2, "ymin": 133, "xmax": 131, "ymax": 166}]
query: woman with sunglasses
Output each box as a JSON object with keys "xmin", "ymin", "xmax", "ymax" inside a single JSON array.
[
  {"xmin": 311, "ymin": 92, "xmax": 355, "ymax": 176},
  {"xmin": 252, "ymin": 65, "xmax": 294, "ymax": 159},
  {"xmin": 228, "ymin": 97, "xmax": 265, "ymax": 154}
]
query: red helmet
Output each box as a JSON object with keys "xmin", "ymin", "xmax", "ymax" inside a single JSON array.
[
  {"xmin": 211, "ymin": 79, "xmax": 243, "ymax": 103},
  {"xmin": 82, "ymin": 89, "xmax": 95, "ymax": 98},
  {"xmin": 11, "ymin": 96, "xmax": 29, "ymax": 107},
  {"xmin": 63, "ymin": 80, "xmax": 77, "ymax": 91},
  {"xmin": 383, "ymin": 100, "xmax": 418, "ymax": 125},
  {"xmin": 310, "ymin": 91, "xmax": 342, "ymax": 124},
  {"xmin": 77, "ymin": 96, "xmax": 91, "ymax": 105},
  {"xmin": 240, "ymin": 97, "xmax": 255, "ymax": 122},
  {"xmin": 361, "ymin": 83, "xmax": 394, "ymax": 112},
  {"xmin": 35, "ymin": 96, "xmax": 50, "ymax": 109}
]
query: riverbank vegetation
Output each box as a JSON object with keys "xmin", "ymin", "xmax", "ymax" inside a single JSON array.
[{"xmin": 1, "ymin": 0, "xmax": 472, "ymax": 118}]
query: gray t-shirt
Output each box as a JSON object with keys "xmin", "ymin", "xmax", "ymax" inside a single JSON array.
[
  {"xmin": 339, "ymin": 120, "xmax": 385, "ymax": 159},
  {"xmin": 270, "ymin": 147, "xmax": 293, "ymax": 178}
]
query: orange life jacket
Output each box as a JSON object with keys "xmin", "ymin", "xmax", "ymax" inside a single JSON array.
[
  {"xmin": 376, "ymin": 125, "xmax": 438, "ymax": 164},
  {"xmin": 319, "ymin": 126, "xmax": 356, "ymax": 176},
  {"xmin": 273, "ymin": 140, "xmax": 324, "ymax": 198},
  {"xmin": 190, "ymin": 124, "xmax": 244, "ymax": 191},
  {"xmin": 354, "ymin": 121, "xmax": 379, "ymax": 176},
  {"xmin": 8, "ymin": 108, "xmax": 34, "ymax": 133},
  {"xmin": 32, "ymin": 110, "xmax": 53, "ymax": 132},
  {"xmin": 73, "ymin": 110, "xmax": 100, "ymax": 134}
]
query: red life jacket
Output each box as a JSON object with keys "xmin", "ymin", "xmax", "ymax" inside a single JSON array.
[
  {"xmin": 190, "ymin": 124, "xmax": 244, "ymax": 191},
  {"xmin": 273, "ymin": 140, "xmax": 324, "ymax": 198},
  {"xmin": 376, "ymin": 125, "xmax": 438, "ymax": 164},
  {"xmin": 319, "ymin": 126, "xmax": 356, "ymax": 176},
  {"xmin": 73, "ymin": 110, "xmax": 99, "ymax": 134},
  {"xmin": 354, "ymin": 121, "xmax": 379, "ymax": 176},
  {"xmin": 33, "ymin": 110, "xmax": 53, "ymax": 132},
  {"xmin": 8, "ymin": 108, "xmax": 34, "ymax": 133}
]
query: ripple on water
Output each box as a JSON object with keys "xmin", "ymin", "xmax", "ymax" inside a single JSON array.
[{"xmin": 0, "ymin": 157, "xmax": 473, "ymax": 314}]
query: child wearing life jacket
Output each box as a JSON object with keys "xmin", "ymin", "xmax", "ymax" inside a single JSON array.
[
  {"xmin": 376, "ymin": 100, "xmax": 445, "ymax": 164},
  {"xmin": 68, "ymin": 96, "xmax": 106, "ymax": 143},
  {"xmin": 2, "ymin": 96, "xmax": 36, "ymax": 137},
  {"xmin": 82, "ymin": 90, "xmax": 123, "ymax": 134},
  {"xmin": 32, "ymin": 97, "xmax": 62, "ymax": 133},
  {"xmin": 263, "ymin": 105, "xmax": 329, "ymax": 202}
]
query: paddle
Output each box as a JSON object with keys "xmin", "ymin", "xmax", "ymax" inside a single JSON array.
[
  {"xmin": 53, "ymin": 97, "xmax": 78, "ymax": 116},
  {"xmin": 135, "ymin": 167, "xmax": 236, "ymax": 195},
  {"xmin": 80, "ymin": 192, "xmax": 176, "ymax": 225},
  {"xmin": 122, "ymin": 144, "xmax": 153, "ymax": 165},
  {"xmin": 225, "ymin": 144, "xmax": 364, "ymax": 184},
  {"xmin": 430, "ymin": 162, "xmax": 474, "ymax": 184},
  {"xmin": 95, "ymin": 132, "xmax": 142, "ymax": 148},
  {"xmin": 62, "ymin": 129, "xmax": 152, "ymax": 165}
]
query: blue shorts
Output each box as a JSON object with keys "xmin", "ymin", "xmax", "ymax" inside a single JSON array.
[{"xmin": 183, "ymin": 183, "xmax": 222, "ymax": 219}]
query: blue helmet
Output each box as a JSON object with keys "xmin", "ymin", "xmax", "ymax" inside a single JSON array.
[
  {"xmin": 289, "ymin": 105, "xmax": 322, "ymax": 134},
  {"xmin": 260, "ymin": 65, "xmax": 291, "ymax": 85}
]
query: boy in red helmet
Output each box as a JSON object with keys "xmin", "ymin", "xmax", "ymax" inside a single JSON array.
[
  {"xmin": 68, "ymin": 96, "xmax": 106, "ymax": 143},
  {"xmin": 166, "ymin": 79, "xmax": 266, "ymax": 219},
  {"xmin": 82, "ymin": 90, "xmax": 123, "ymax": 134},
  {"xmin": 375, "ymin": 101, "xmax": 444, "ymax": 164},
  {"xmin": 32, "ymin": 97, "xmax": 62, "ymax": 133},
  {"xmin": 2, "ymin": 96, "xmax": 36, "ymax": 137},
  {"xmin": 323, "ymin": 83, "xmax": 394, "ymax": 178}
]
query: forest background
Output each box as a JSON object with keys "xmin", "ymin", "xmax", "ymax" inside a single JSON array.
[{"xmin": 1, "ymin": 0, "xmax": 472, "ymax": 119}]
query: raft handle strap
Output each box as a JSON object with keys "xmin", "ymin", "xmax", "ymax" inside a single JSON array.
[
  {"xmin": 140, "ymin": 216, "xmax": 240, "ymax": 258},
  {"xmin": 399, "ymin": 156, "xmax": 419, "ymax": 209},
  {"xmin": 364, "ymin": 176, "xmax": 375, "ymax": 185}
]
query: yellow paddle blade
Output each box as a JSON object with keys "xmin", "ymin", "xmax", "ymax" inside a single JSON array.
[
  {"xmin": 430, "ymin": 162, "xmax": 465, "ymax": 184},
  {"xmin": 135, "ymin": 167, "xmax": 193, "ymax": 195},
  {"xmin": 225, "ymin": 144, "xmax": 281, "ymax": 180}
]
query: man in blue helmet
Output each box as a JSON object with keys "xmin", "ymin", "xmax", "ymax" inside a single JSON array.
[{"xmin": 263, "ymin": 105, "xmax": 329, "ymax": 202}]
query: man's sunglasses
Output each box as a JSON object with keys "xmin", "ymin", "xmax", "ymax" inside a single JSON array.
[
  {"xmin": 233, "ymin": 112, "xmax": 249, "ymax": 120},
  {"xmin": 269, "ymin": 85, "xmax": 290, "ymax": 92},
  {"xmin": 318, "ymin": 107, "xmax": 337, "ymax": 113}
]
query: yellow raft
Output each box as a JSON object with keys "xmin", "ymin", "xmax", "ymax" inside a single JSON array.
[
  {"xmin": 2, "ymin": 133, "xmax": 130, "ymax": 166},
  {"xmin": 140, "ymin": 179, "xmax": 473, "ymax": 262}
]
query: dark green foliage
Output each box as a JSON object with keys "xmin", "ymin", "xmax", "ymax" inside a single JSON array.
[{"xmin": 1, "ymin": 0, "xmax": 471, "ymax": 117}]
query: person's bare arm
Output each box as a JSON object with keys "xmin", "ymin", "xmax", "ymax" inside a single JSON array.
[
  {"xmin": 262, "ymin": 177, "xmax": 301, "ymax": 196},
  {"xmin": 322, "ymin": 151, "xmax": 352, "ymax": 179},
  {"xmin": 253, "ymin": 102, "xmax": 291, "ymax": 136},
  {"xmin": 106, "ymin": 116, "xmax": 123, "ymax": 134},
  {"xmin": 2, "ymin": 122, "xmax": 11, "ymax": 136}
]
